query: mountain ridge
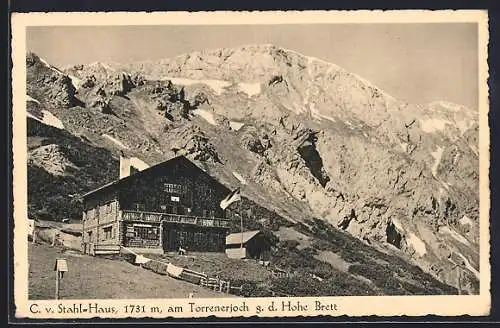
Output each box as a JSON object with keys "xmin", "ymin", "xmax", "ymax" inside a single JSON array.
[{"xmin": 25, "ymin": 45, "xmax": 480, "ymax": 295}]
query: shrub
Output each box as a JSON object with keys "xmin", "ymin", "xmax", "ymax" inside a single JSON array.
[{"xmin": 280, "ymin": 239, "xmax": 299, "ymax": 250}]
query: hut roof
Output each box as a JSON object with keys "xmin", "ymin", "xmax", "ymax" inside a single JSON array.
[{"xmin": 225, "ymin": 230, "xmax": 261, "ymax": 245}]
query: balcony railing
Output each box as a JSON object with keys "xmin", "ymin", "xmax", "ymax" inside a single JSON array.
[{"xmin": 121, "ymin": 210, "xmax": 230, "ymax": 228}]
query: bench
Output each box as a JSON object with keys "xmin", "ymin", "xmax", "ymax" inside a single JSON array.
[{"xmin": 84, "ymin": 243, "xmax": 121, "ymax": 256}]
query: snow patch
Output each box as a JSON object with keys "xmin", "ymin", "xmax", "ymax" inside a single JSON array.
[
  {"xmin": 102, "ymin": 134, "xmax": 128, "ymax": 149},
  {"xmin": 102, "ymin": 63, "xmax": 115, "ymax": 71},
  {"xmin": 191, "ymin": 109, "xmax": 217, "ymax": 126},
  {"xmin": 39, "ymin": 57, "xmax": 64, "ymax": 75},
  {"xmin": 130, "ymin": 157, "xmax": 150, "ymax": 171},
  {"xmin": 237, "ymin": 83, "xmax": 261, "ymax": 97},
  {"xmin": 290, "ymin": 103, "xmax": 306, "ymax": 115},
  {"xmin": 459, "ymin": 215, "xmax": 473, "ymax": 226},
  {"xmin": 317, "ymin": 114, "xmax": 336, "ymax": 122},
  {"xmin": 391, "ymin": 218, "xmax": 404, "ymax": 232},
  {"xmin": 229, "ymin": 121, "xmax": 244, "ymax": 131},
  {"xmin": 303, "ymin": 57, "xmax": 313, "ymax": 108},
  {"xmin": 310, "ymin": 104, "xmax": 323, "ymax": 121},
  {"xmin": 89, "ymin": 62, "xmax": 116, "ymax": 72},
  {"xmin": 349, "ymin": 72, "xmax": 396, "ymax": 103},
  {"xmin": 430, "ymin": 146, "xmax": 444, "ymax": 177},
  {"xmin": 344, "ymin": 120, "xmax": 354, "ymax": 129},
  {"xmin": 26, "ymin": 94, "xmax": 40, "ymax": 104},
  {"xmin": 311, "ymin": 274, "xmax": 323, "ymax": 282},
  {"xmin": 68, "ymin": 75, "xmax": 82, "ymax": 89},
  {"xmin": 27, "ymin": 112, "xmax": 41, "ymax": 121},
  {"xmin": 420, "ymin": 118, "xmax": 452, "ymax": 133},
  {"xmin": 440, "ymin": 226, "xmax": 471, "ymax": 246},
  {"xmin": 455, "ymin": 119, "xmax": 475, "ymax": 135},
  {"xmin": 440, "ymin": 181, "xmax": 451, "ymax": 191},
  {"xmin": 27, "ymin": 110, "xmax": 64, "ymax": 130},
  {"xmin": 430, "ymin": 101, "xmax": 464, "ymax": 112},
  {"xmin": 41, "ymin": 111, "xmax": 65, "ymax": 129},
  {"xmin": 407, "ymin": 232, "xmax": 427, "ymax": 256},
  {"xmin": 400, "ymin": 142, "xmax": 408, "ymax": 152},
  {"xmin": 454, "ymin": 252, "xmax": 480, "ymax": 280},
  {"xmin": 232, "ymin": 171, "xmax": 247, "ymax": 185},
  {"xmin": 165, "ymin": 77, "xmax": 231, "ymax": 95}
]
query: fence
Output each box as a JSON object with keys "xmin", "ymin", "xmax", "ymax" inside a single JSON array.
[
  {"xmin": 120, "ymin": 246, "xmax": 240, "ymax": 295},
  {"xmin": 199, "ymin": 275, "xmax": 232, "ymax": 294},
  {"xmin": 121, "ymin": 210, "xmax": 231, "ymax": 228},
  {"xmin": 176, "ymin": 267, "xmax": 235, "ymax": 294}
]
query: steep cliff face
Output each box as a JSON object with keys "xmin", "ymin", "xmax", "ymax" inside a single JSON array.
[{"xmin": 25, "ymin": 45, "xmax": 480, "ymax": 294}]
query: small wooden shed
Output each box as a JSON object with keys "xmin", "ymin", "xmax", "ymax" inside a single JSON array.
[{"xmin": 225, "ymin": 230, "xmax": 271, "ymax": 260}]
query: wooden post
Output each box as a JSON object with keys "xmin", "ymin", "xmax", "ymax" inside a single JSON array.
[
  {"xmin": 239, "ymin": 200, "xmax": 243, "ymax": 250},
  {"xmin": 96, "ymin": 205, "xmax": 100, "ymax": 246},
  {"xmin": 159, "ymin": 221, "xmax": 163, "ymax": 250},
  {"xmin": 32, "ymin": 220, "xmax": 36, "ymax": 244},
  {"xmin": 82, "ymin": 212, "xmax": 85, "ymax": 250},
  {"xmin": 52, "ymin": 232, "xmax": 57, "ymax": 247},
  {"xmin": 55, "ymin": 271, "xmax": 60, "ymax": 300}
]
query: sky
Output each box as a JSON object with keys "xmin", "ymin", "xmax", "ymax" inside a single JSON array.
[{"xmin": 26, "ymin": 23, "xmax": 479, "ymax": 109}]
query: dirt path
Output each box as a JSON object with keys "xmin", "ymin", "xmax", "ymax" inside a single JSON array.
[{"xmin": 28, "ymin": 243, "xmax": 234, "ymax": 300}]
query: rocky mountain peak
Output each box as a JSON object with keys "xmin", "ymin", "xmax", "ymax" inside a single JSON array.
[{"xmin": 26, "ymin": 49, "xmax": 480, "ymax": 294}]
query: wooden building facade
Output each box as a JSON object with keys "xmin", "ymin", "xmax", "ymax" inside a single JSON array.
[{"xmin": 81, "ymin": 155, "xmax": 232, "ymax": 254}]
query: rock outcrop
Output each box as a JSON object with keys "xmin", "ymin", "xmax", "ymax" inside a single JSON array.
[
  {"xmin": 26, "ymin": 45, "xmax": 481, "ymax": 294},
  {"xmin": 26, "ymin": 52, "xmax": 79, "ymax": 108}
]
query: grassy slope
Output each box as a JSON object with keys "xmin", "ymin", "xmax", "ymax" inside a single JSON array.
[{"xmin": 28, "ymin": 243, "xmax": 230, "ymax": 300}]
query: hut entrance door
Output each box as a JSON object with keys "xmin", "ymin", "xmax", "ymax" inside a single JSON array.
[{"xmin": 162, "ymin": 224, "xmax": 179, "ymax": 252}]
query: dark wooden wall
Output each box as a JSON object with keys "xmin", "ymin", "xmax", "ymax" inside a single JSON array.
[
  {"xmin": 162, "ymin": 224, "xmax": 226, "ymax": 252},
  {"xmin": 245, "ymin": 234, "xmax": 271, "ymax": 260},
  {"xmin": 117, "ymin": 159, "xmax": 229, "ymax": 218},
  {"xmin": 122, "ymin": 221, "xmax": 161, "ymax": 248}
]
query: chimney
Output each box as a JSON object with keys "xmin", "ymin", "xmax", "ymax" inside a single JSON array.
[{"xmin": 119, "ymin": 151, "xmax": 131, "ymax": 179}]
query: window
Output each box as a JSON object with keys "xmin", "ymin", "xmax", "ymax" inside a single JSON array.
[
  {"xmin": 103, "ymin": 226, "xmax": 113, "ymax": 239},
  {"xmin": 134, "ymin": 203, "xmax": 145, "ymax": 211},
  {"xmin": 163, "ymin": 183, "xmax": 184, "ymax": 194},
  {"xmin": 134, "ymin": 227, "xmax": 158, "ymax": 240}
]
